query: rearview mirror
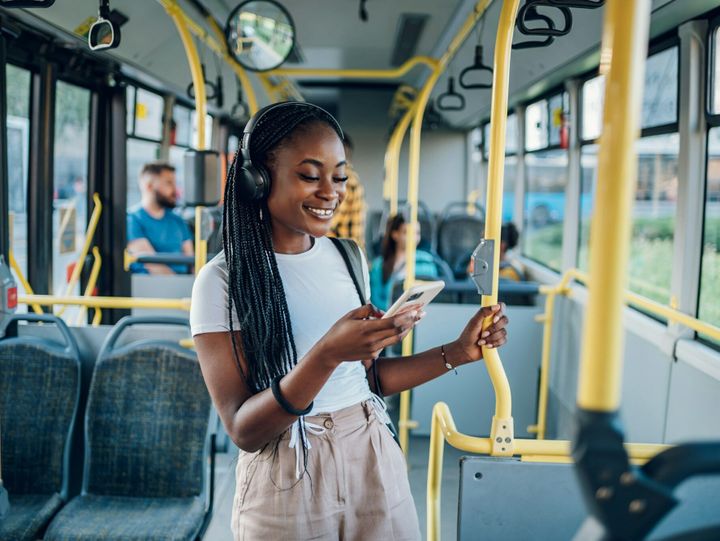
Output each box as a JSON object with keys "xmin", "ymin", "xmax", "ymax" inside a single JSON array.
[
  {"xmin": 225, "ymin": 0, "xmax": 295, "ymax": 72},
  {"xmin": 89, "ymin": 17, "xmax": 120, "ymax": 51},
  {"xmin": 0, "ymin": 0, "xmax": 55, "ymax": 6},
  {"xmin": 88, "ymin": 0, "xmax": 121, "ymax": 51}
]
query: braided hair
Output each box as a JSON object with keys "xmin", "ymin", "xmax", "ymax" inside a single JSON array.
[{"xmin": 223, "ymin": 102, "xmax": 344, "ymax": 394}]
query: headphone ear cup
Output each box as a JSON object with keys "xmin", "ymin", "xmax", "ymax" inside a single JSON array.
[{"xmin": 237, "ymin": 160, "xmax": 269, "ymax": 201}]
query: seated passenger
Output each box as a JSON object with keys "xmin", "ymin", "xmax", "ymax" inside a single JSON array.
[
  {"xmin": 370, "ymin": 214, "xmax": 438, "ymax": 311},
  {"xmin": 498, "ymin": 222, "xmax": 525, "ymax": 282},
  {"xmin": 127, "ymin": 161, "xmax": 194, "ymax": 274}
]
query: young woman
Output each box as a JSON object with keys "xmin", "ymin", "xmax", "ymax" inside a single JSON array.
[
  {"xmin": 190, "ymin": 101, "xmax": 509, "ymax": 540},
  {"xmin": 370, "ymin": 213, "xmax": 439, "ymax": 311}
]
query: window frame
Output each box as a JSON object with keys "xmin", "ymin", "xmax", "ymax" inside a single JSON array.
[
  {"xmin": 125, "ymin": 80, "xmax": 166, "ymax": 144},
  {"xmin": 523, "ymin": 85, "xmax": 568, "ymax": 155}
]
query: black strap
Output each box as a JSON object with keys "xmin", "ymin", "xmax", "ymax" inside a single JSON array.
[{"xmin": 329, "ymin": 237, "xmax": 367, "ymax": 305}]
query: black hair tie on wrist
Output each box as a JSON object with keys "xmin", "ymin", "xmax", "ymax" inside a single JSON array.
[{"xmin": 271, "ymin": 375, "xmax": 313, "ymax": 416}]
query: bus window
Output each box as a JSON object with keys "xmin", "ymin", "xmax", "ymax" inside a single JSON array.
[
  {"xmin": 52, "ymin": 81, "xmax": 90, "ymax": 298},
  {"xmin": 6, "ymin": 64, "xmax": 31, "ymax": 307},
  {"xmin": 127, "ymin": 139, "xmax": 161, "ymax": 209},
  {"xmin": 699, "ymin": 130, "xmax": 720, "ymax": 346},
  {"xmin": 523, "ymin": 149, "xmax": 568, "ymax": 271}
]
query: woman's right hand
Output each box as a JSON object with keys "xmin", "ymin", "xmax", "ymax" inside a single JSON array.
[{"xmin": 316, "ymin": 303, "xmax": 420, "ymax": 364}]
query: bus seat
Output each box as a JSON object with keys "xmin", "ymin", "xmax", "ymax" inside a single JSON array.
[
  {"xmin": 44, "ymin": 316, "xmax": 213, "ymax": 541},
  {"xmin": 437, "ymin": 215, "xmax": 484, "ymax": 279},
  {"xmin": 0, "ymin": 314, "xmax": 81, "ymax": 541}
]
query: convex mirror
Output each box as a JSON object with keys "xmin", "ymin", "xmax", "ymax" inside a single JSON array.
[
  {"xmin": 0, "ymin": 0, "xmax": 55, "ymax": 7},
  {"xmin": 225, "ymin": 0, "xmax": 295, "ymax": 72},
  {"xmin": 88, "ymin": 0, "xmax": 121, "ymax": 51}
]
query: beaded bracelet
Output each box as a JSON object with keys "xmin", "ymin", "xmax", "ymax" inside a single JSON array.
[
  {"xmin": 271, "ymin": 375, "xmax": 313, "ymax": 416},
  {"xmin": 440, "ymin": 344, "xmax": 458, "ymax": 375}
]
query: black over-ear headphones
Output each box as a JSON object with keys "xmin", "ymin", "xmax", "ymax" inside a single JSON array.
[{"xmin": 235, "ymin": 101, "xmax": 343, "ymax": 201}]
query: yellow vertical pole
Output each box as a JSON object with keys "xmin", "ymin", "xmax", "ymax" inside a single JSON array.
[
  {"xmin": 577, "ymin": 0, "xmax": 650, "ymax": 411},
  {"xmin": 478, "ymin": 0, "xmax": 522, "ymax": 455},
  {"xmin": 163, "ymin": 2, "xmax": 207, "ymax": 150},
  {"xmin": 383, "ymin": 104, "xmax": 416, "ymax": 215},
  {"xmin": 398, "ymin": 0, "xmax": 494, "ymax": 456}
]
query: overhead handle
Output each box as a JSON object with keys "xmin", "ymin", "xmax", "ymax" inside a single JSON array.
[
  {"xmin": 513, "ymin": 4, "xmax": 557, "ymax": 50},
  {"xmin": 436, "ymin": 77, "xmax": 466, "ymax": 112},
  {"xmin": 517, "ymin": 1, "xmax": 572, "ymax": 37},
  {"xmin": 548, "ymin": 0, "xmax": 604, "ymax": 8},
  {"xmin": 459, "ymin": 46, "xmax": 493, "ymax": 90},
  {"xmin": 187, "ymin": 63, "xmax": 219, "ymax": 102}
]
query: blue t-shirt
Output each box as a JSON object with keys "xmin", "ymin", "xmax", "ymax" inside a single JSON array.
[
  {"xmin": 127, "ymin": 206, "xmax": 192, "ymax": 274},
  {"xmin": 369, "ymin": 250, "xmax": 439, "ymax": 311}
]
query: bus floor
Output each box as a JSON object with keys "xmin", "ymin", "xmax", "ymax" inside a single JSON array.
[{"xmin": 203, "ymin": 434, "xmax": 464, "ymax": 540}]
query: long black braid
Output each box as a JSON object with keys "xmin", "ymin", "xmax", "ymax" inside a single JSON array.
[{"xmin": 222, "ymin": 103, "xmax": 343, "ymax": 395}]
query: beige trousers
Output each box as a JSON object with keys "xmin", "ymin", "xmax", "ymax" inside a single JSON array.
[{"xmin": 231, "ymin": 400, "xmax": 421, "ymax": 540}]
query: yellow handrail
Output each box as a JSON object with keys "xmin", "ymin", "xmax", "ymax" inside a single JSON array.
[
  {"xmin": 528, "ymin": 268, "xmax": 720, "ymax": 439},
  {"xmin": 57, "ymin": 193, "xmax": 103, "ymax": 316},
  {"xmin": 160, "ymin": 0, "xmax": 207, "ymax": 150},
  {"xmin": 75, "ymin": 246, "xmax": 103, "ymax": 326},
  {"xmin": 19, "ymin": 295, "xmax": 190, "ymax": 311},
  {"xmin": 269, "ymin": 56, "xmax": 439, "ymax": 80},
  {"xmin": 427, "ymin": 402, "xmax": 669, "ymax": 541},
  {"xmin": 7, "ymin": 250, "xmax": 43, "ymax": 315},
  {"xmin": 194, "ymin": 206, "xmax": 207, "ymax": 272}
]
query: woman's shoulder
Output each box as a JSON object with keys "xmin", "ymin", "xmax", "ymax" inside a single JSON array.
[{"xmin": 193, "ymin": 252, "xmax": 228, "ymax": 294}]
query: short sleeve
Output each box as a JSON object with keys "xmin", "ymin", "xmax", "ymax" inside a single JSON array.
[
  {"xmin": 126, "ymin": 212, "xmax": 145, "ymax": 242},
  {"xmin": 179, "ymin": 217, "xmax": 193, "ymax": 242},
  {"xmin": 190, "ymin": 255, "xmax": 241, "ymax": 336}
]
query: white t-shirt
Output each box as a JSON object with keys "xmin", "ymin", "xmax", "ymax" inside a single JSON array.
[{"xmin": 190, "ymin": 236, "xmax": 373, "ymax": 414}]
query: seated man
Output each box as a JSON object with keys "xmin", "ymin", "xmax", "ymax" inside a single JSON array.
[{"xmin": 127, "ymin": 162, "xmax": 194, "ymax": 274}]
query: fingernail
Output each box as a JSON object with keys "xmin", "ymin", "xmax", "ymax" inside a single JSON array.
[
  {"xmin": 481, "ymin": 331, "xmax": 490, "ymax": 338},
  {"xmin": 419, "ymin": 311, "xmax": 426, "ymax": 318},
  {"xmin": 486, "ymin": 344, "xmax": 494, "ymax": 348},
  {"xmin": 478, "ymin": 339, "xmax": 486, "ymax": 345},
  {"xmin": 493, "ymin": 315, "xmax": 500, "ymax": 323},
  {"xmin": 410, "ymin": 311, "xmax": 418, "ymax": 319}
]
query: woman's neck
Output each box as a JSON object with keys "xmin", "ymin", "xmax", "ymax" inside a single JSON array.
[{"xmin": 273, "ymin": 231, "xmax": 315, "ymax": 254}]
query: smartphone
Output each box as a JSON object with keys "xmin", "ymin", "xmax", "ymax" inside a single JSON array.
[{"xmin": 382, "ymin": 280, "xmax": 445, "ymax": 319}]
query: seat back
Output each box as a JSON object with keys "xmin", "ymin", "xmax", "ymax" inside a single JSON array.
[
  {"xmin": 0, "ymin": 314, "xmax": 81, "ymax": 498},
  {"xmin": 83, "ymin": 316, "xmax": 211, "ymax": 499},
  {"xmin": 437, "ymin": 215, "xmax": 485, "ymax": 277}
]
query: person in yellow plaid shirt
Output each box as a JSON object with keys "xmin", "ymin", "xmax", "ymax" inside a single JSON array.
[{"xmin": 328, "ymin": 134, "xmax": 366, "ymax": 250}]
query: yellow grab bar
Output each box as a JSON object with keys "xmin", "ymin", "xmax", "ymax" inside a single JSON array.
[
  {"xmin": 383, "ymin": 102, "xmax": 417, "ymax": 216},
  {"xmin": 75, "ymin": 246, "xmax": 103, "ymax": 326},
  {"xmin": 427, "ymin": 402, "xmax": 668, "ymax": 541},
  {"xmin": 577, "ymin": 0, "xmax": 652, "ymax": 412},
  {"xmin": 19, "ymin": 295, "xmax": 190, "ymax": 311},
  {"xmin": 8, "ymin": 250, "xmax": 43, "ymax": 314},
  {"xmin": 57, "ymin": 193, "xmax": 103, "ymax": 316},
  {"xmin": 161, "ymin": 0, "xmax": 208, "ymax": 150},
  {"xmin": 269, "ymin": 56, "xmax": 439, "ymax": 80}
]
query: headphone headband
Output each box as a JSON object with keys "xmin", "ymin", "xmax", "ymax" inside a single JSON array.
[
  {"xmin": 235, "ymin": 101, "xmax": 343, "ymax": 202},
  {"xmin": 240, "ymin": 101, "xmax": 343, "ymax": 154}
]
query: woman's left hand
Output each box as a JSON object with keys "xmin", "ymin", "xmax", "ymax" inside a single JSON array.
[{"xmin": 447, "ymin": 303, "xmax": 508, "ymax": 365}]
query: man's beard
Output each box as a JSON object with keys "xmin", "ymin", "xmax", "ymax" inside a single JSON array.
[{"xmin": 155, "ymin": 192, "xmax": 176, "ymax": 209}]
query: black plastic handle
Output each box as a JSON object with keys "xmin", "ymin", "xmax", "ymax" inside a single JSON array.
[
  {"xmin": 517, "ymin": 2, "xmax": 572, "ymax": 37},
  {"xmin": 436, "ymin": 77, "xmax": 465, "ymax": 112},
  {"xmin": 2, "ymin": 313, "xmax": 80, "ymax": 358},
  {"xmin": 459, "ymin": 46, "xmax": 493, "ymax": 90},
  {"xmin": 513, "ymin": 4, "xmax": 557, "ymax": 50},
  {"xmin": 0, "ymin": 0, "xmax": 56, "ymax": 6},
  {"xmin": 187, "ymin": 64, "xmax": 218, "ymax": 101},
  {"xmin": 549, "ymin": 0, "xmax": 603, "ymax": 8}
]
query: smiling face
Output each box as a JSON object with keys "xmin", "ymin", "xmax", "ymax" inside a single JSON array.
[{"xmin": 265, "ymin": 121, "xmax": 347, "ymax": 253}]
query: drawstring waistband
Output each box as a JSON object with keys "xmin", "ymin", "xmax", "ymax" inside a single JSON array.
[{"xmin": 288, "ymin": 395, "xmax": 391, "ymax": 479}]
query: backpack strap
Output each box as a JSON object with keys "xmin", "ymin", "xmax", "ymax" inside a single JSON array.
[{"xmin": 328, "ymin": 237, "xmax": 367, "ymax": 306}]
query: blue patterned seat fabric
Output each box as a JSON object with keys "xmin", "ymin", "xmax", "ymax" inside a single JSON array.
[
  {"xmin": 43, "ymin": 494, "xmax": 206, "ymax": 541},
  {"xmin": 45, "ymin": 344, "xmax": 212, "ymax": 541},
  {"xmin": 0, "ymin": 493, "xmax": 64, "ymax": 541},
  {"xmin": 0, "ymin": 341, "xmax": 80, "ymax": 541}
]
